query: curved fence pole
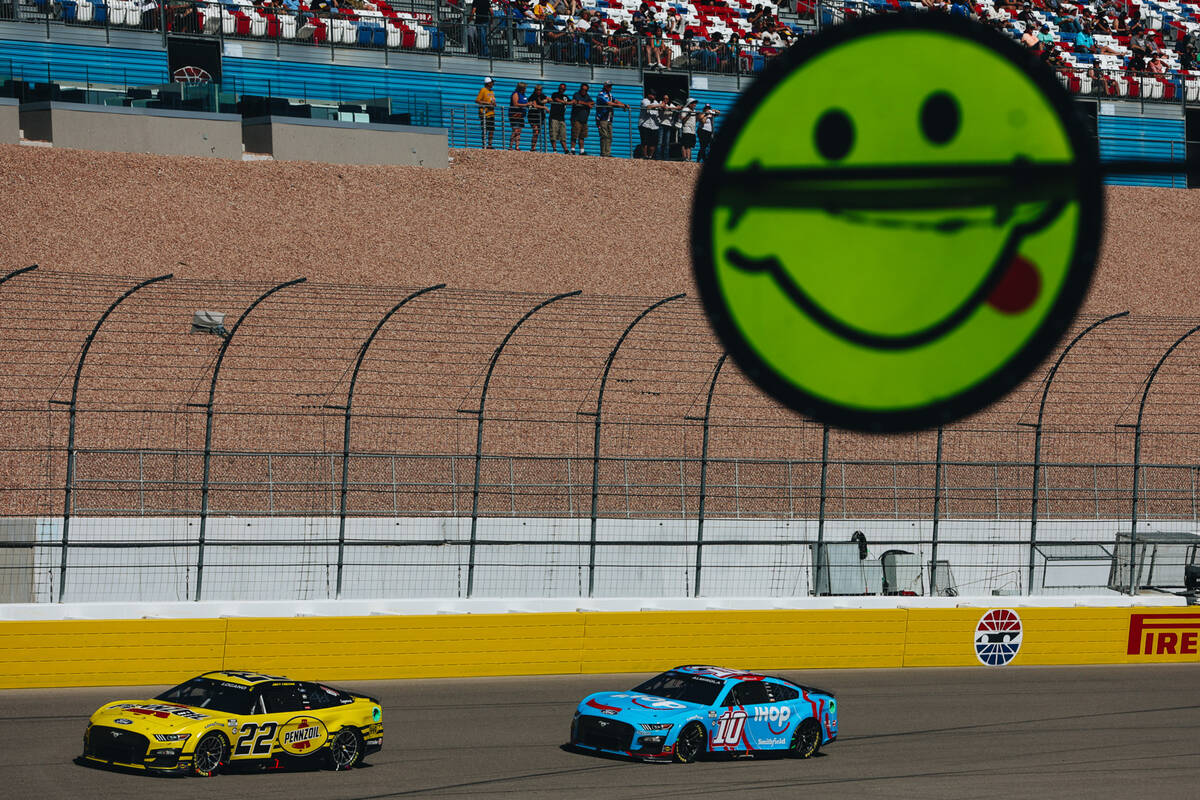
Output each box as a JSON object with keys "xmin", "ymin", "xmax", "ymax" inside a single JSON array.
[
  {"xmin": 1, "ymin": 264, "xmax": 38, "ymax": 286},
  {"xmin": 693, "ymin": 352, "xmax": 727, "ymax": 598},
  {"xmin": 1127, "ymin": 322, "xmax": 1200, "ymax": 595},
  {"xmin": 466, "ymin": 290, "xmax": 581, "ymax": 598},
  {"xmin": 813, "ymin": 423, "xmax": 829, "ymax": 595},
  {"xmin": 58, "ymin": 273, "xmax": 173, "ymax": 602},
  {"xmin": 1025, "ymin": 311, "xmax": 1128, "ymax": 594},
  {"xmin": 195, "ymin": 278, "xmax": 306, "ymax": 602},
  {"xmin": 586, "ymin": 293, "xmax": 685, "ymax": 597},
  {"xmin": 333, "ymin": 283, "xmax": 445, "ymax": 598}
]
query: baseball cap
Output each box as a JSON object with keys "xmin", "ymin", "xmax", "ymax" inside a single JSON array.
[{"xmin": 483, "ymin": 77, "xmax": 493, "ymax": 85}]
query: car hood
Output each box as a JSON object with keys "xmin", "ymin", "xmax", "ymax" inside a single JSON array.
[
  {"xmin": 578, "ymin": 692, "xmax": 709, "ymax": 724},
  {"xmin": 90, "ymin": 699, "xmax": 233, "ymax": 734}
]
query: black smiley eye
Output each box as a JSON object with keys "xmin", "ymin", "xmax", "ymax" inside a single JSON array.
[
  {"xmin": 920, "ymin": 92, "xmax": 960, "ymax": 145},
  {"xmin": 814, "ymin": 109, "xmax": 854, "ymax": 161}
]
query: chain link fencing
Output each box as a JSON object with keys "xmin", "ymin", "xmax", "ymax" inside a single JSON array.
[{"xmin": 2, "ymin": 268, "xmax": 1200, "ymax": 601}]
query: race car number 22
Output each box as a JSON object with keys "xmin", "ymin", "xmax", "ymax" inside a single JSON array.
[{"xmin": 235, "ymin": 721, "xmax": 278, "ymax": 756}]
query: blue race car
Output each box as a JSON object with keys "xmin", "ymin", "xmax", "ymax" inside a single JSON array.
[{"xmin": 568, "ymin": 665, "xmax": 838, "ymax": 763}]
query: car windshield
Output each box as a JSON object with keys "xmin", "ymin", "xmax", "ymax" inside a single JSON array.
[
  {"xmin": 155, "ymin": 677, "xmax": 253, "ymax": 715},
  {"xmin": 631, "ymin": 671, "xmax": 724, "ymax": 706}
]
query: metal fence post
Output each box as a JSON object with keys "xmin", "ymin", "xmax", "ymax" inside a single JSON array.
[
  {"xmin": 331, "ymin": 284, "xmax": 444, "ymax": 599},
  {"xmin": 58, "ymin": 273, "xmax": 172, "ymax": 603},
  {"xmin": 1024, "ymin": 311, "xmax": 1128, "ymax": 594},
  {"xmin": 929, "ymin": 425, "xmax": 944, "ymax": 596},
  {"xmin": 585, "ymin": 293, "xmax": 685, "ymax": 597},
  {"xmin": 813, "ymin": 423, "xmax": 829, "ymax": 595},
  {"xmin": 693, "ymin": 353, "xmax": 727, "ymax": 597},
  {"xmin": 195, "ymin": 278, "xmax": 306, "ymax": 602},
  {"xmin": 466, "ymin": 290, "xmax": 580, "ymax": 598},
  {"xmin": 1127, "ymin": 323, "xmax": 1200, "ymax": 595}
]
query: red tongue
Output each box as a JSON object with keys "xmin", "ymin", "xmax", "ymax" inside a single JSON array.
[{"xmin": 987, "ymin": 255, "xmax": 1040, "ymax": 314}]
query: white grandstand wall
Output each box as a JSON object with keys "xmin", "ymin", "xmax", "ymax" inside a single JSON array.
[{"xmin": 18, "ymin": 516, "xmax": 1196, "ymax": 603}]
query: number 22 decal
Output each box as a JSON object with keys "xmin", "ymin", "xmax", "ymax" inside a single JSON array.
[{"xmin": 235, "ymin": 721, "xmax": 278, "ymax": 756}]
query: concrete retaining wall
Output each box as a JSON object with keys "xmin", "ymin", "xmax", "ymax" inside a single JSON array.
[
  {"xmin": 241, "ymin": 115, "xmax": 447, "ymax": 167},
  {"xmin": 0, "ymin": 97, "xmax": 19, "ymax": 144},
  {"xmin": 18, "ymin": 101, "xmax": 243, "ymax": 158}
]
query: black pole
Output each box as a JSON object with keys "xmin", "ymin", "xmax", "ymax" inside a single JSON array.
[
  {"xmin": 0, "ymin": 264, "xmax": 38, "ymax": 287},
  {"xmin": 334, "ymin": 284, "xmax": 444, "ymax": 598},
  {"xmin": 929, "ymin": 425, "xmax": 944, "ymax": 596},
  {"xmin": 59, "ymin": 273, "xmax": 173, "ymax": 602},
  {"xmin": 814, "ymin": 423, "xmax": 829, "ymax": 596},
  {"xmin": 587, "ymin": 293, "xmax": 685, "ymax": 597},
  {"xmin": 466, "ymin": 290, "xmax": 580, "ymax": 598},
  {"xmin": 1128, "ymin": 322, "xmax": 1200, "ymax": 595},
  {"xmin": 694, "ymin": 352, "xmax": 727, "ymax": 597},
  {"xmin": 195, "ymin": 278, "xmax": 306, "ymax": 602},
  {"xmin": 1027, "ymin": 311, "xmax": 1128, "ymax": 594}
]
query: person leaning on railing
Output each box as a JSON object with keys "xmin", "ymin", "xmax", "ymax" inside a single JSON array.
[
  {"xmin": 595, "ymin": 81, "xmax": 627, "ymax": 159},
  {"xmin": 526, "ymin": 84, "xmax": 547, "ymax": 152},
  {"xmin": 476, "ymin": 76, "xmax": 496, "ymax": 150}
]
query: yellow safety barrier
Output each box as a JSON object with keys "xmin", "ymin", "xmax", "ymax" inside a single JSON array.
[{"xmin": 0, "ymin": 606, "xmax": 1197, "ymax": 689}]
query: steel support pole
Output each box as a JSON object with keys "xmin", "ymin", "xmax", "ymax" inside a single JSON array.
[
  {"xmin": 1026, "ymin": 311, "xmax": 1128, "ymax": 594},
  {"xmin": 586, "ymin": 293, "xmax": 685, "ymax": 597},
  {"xmin": 0, "ymin": 264, "xmax": 38, "ymax": 286},
  {"xmin": 466, "ymin": 290, "xmax": 580, "ymax": 598},
  {"xmin": 1128, "ymin": 322, "xmax": 1200, "ymax": 595},
  {"xmin": 333, "ymin": 284, "xmax": 444, "ymax": 598},
  {"xmin": 929, "ymin": 425, "xmax": 944, "ymax": 596},
  {"xmin": 195, "ymin": 278, "xmax": 306, "ymax": 602},
  {"xmin": 58, "ymin": 273, "xmax": 172, "ymax": 602},
  {"xmin": 814, "ymin": 423, "xmax": 829, "ymax": 596},
  {"xmin": 693, "ymin": 353, "xmax": 727, "ymax": 597}
]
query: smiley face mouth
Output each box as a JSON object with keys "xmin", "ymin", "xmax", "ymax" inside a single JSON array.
[{"xmin": 717, "ymin": 159, "xmax": 1075, "ymax": 350}]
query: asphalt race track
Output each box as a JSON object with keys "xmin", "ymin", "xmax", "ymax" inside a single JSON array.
[{"xmin": 2, "ymin": 665, "xmax": 1197, "ymax": 800}]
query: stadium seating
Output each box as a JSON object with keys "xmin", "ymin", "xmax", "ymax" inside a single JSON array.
[{"xmin": 20, "ymin": 0, "xmax": 1200, "ymax": 90}]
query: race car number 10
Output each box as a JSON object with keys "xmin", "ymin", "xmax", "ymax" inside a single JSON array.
[
  {"xmin": 235, "ymin": 721, "xmax": 278, "ymax": 756},
  {"xmin": 712, "ymin": 709, "xmax": 747, "ymax": 746}
]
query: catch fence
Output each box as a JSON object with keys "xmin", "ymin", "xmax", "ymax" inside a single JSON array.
[{"xmin": 2, "ymin": 269, "xmax": 1200, "ymax": 602}]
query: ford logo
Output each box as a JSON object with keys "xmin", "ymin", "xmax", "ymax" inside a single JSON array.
[{"xmin": 113, "ymin": 719, "xmax": 133, "ymax": 725}]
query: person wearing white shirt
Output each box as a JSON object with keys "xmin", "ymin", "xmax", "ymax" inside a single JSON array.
[{"xmin": 638, "ymin": 91, "xmax": 661, "ymax": 159}]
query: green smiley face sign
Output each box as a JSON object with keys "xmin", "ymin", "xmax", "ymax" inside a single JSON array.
[{"xmin": 692, "ymin": 14, "xmax": 1103, "ymax": 432}]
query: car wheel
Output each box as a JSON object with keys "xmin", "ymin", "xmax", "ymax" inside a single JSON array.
[
  {"xmin": 789, "ymin": 718, "xmax": 822, "ymax": 759},
  {"xmin": 192, "ymin": 731, "xmax": 228, "ymax": 777},
  {"xmin": 673, "ymin": 722, "xmax": 706, "ymax": 764},
  {"xmin": 327, "ymin": 727, "xmax": 363, "ymax": 771}
]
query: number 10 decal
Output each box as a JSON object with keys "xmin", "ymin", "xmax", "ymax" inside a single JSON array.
[
  {"xmin": 712, "ymin": 709, "xmax": 747, "ymax": 747},
  {"xmin": 235, "ymin": 721, "xmax": 278, "ymax": 756}
]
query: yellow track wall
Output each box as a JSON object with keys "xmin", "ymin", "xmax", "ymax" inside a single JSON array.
[{"xmin": 1, "ymin": 607, "xmax": 1197, "ymax": 689}]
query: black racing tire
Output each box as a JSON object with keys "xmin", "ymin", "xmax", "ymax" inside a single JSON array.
[
  {"xmin": 327, "ymin": 727, "xmax": 364, "ymax": 771},
  {"xmin": 673, "ymin": 722, "xmax": 706, "ymax": 764},
  {"xmin": 789, "ymin": 718, "xmax": 822, "ymax": 759},
  {"xmin": 192, "ymin": 731, "xmax": 229, "ymax": 777}
]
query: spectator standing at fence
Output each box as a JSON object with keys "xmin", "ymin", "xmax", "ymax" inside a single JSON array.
[
  {"xmin": 476, "ymin": 77, "xmax": 496, "ymax": 149},
  {"xmin": 678, "ymin": 98, "xmax": 699, "ymax": 162},
  {"xmin": 696, "ymin": 104, "xmax": 719, "ymax": 163},
  {"xmin": 548, "ymin": 83, "xmax": 571, "ymax": 154},
  {"xmin": 595, "ymin": 82, "xmax": 628, "ymax": 158},
  {"xmin": 527, "ymin": 85, "xmax": 548, "ymax": 152},
  {"xmin": 570, "ymin": 83, "xmax": 594, "ymax": 155},
  {"xmin": 637, "ymin": 89, "xmax": 661, "ymax": 159},
  {"xmin": 470, "ymin": 0, "xmax": 492, "ymax": 57},
  {"xmin": 656, "ymin": 93, "xmax": 678, "ymax": 160},
  {"xmin": 508, "ymin": 82, "xmax": 529, "ymax": 150}
]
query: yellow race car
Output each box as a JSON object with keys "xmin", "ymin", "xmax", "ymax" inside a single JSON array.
[{"xmin": 78, "ymin": 670, "xmax": 383, "ymax": 776}]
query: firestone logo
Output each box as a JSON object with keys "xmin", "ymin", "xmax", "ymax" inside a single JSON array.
[{"xmin": 1126, "ymin": 613, "xmax": 1200, "ymax": 655}]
